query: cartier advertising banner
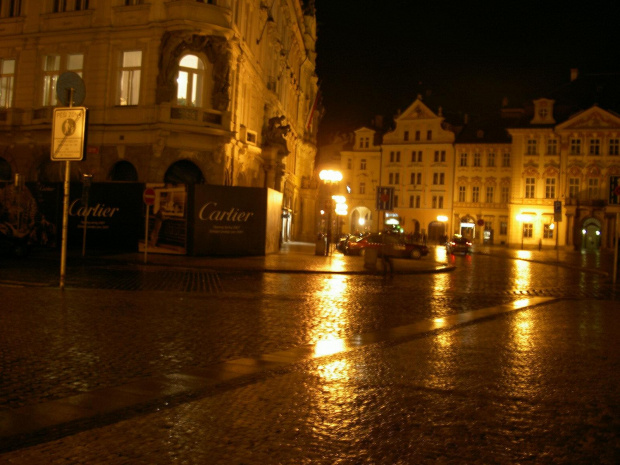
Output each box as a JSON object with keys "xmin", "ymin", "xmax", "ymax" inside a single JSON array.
[{"xmin": 191, "ymin": 185, "xmax": 282, "ymax": 256}]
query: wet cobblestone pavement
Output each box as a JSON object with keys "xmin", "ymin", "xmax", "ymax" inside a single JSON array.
[{"xmin": 0, "ymin": 244, "xmax": 619, "ymax": 462}]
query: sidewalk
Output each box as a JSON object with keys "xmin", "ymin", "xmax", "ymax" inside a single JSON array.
[{"xmin": 100, "ymin": 241, "xmax": 618, "ymax": 277}]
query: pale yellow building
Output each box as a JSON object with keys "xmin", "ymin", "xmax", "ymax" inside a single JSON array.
[{"xmin": 0, "ymin": 0, "xmax": 320, "ymax": 242}]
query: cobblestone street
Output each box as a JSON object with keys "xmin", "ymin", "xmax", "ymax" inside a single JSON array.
[{"xmin": 0, "ymin": 243, "xmax": 619, "ymax": 463}]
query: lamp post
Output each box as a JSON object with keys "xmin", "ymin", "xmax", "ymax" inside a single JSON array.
[{"xmin": 319, "ymin": 169, "xmax": 343, "ymax": 256}]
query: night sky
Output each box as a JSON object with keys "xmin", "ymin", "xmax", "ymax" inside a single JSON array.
[{"xmin": 314, "ymin": 0, "xmax": 620, "ymax": 143}]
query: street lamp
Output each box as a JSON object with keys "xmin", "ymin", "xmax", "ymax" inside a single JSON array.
[{"xmin": 319, "ymin": 169, "xmax": 343, "ymax": 255}]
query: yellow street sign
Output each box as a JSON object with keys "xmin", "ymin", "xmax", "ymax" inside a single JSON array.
[{"xmin": 51, "ymin": 107, "xmax": 87, "ymax": 161}]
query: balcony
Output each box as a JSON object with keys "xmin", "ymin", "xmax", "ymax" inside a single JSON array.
[{"xmin": 164, "ymin": 1, "xmax": 231, "ymax": 28}]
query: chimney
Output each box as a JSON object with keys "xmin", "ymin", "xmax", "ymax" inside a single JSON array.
[{"xmin": 570, "ymin": 68, "xmax": 579, "ymax": 81}]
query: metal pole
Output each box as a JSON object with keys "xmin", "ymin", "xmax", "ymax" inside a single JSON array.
[
  {"xmin": 60, "ymin": 160, "xmax": 70, "ymax": 290},
  {"xmin": 144, "ymin": 205, "xmax": 149, "ymax": 264}
]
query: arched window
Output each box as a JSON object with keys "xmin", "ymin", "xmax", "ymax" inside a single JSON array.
[
  {"xmin": 165, "ymin": 160, "xmax": 205, "ymax": 185},
  {"xmin": 176, "ymin": 54, "xmax": 204, "ymax": 107},
  {"xmin": 108, "ymin": 161, "xmax": 138, "ymax": 181}
]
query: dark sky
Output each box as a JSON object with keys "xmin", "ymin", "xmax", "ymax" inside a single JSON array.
[{"xmin": 314, "ymin": 0, "xmax": 620, "ymax": 143}]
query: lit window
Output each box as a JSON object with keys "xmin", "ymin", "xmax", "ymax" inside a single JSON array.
[
  {"xmin": 587, "ymin": 178, "xmax": 599, "ymax": 199},
  {"xmin": 486, "ymin": 186, "xmax": 494, "ymax": 203},
  {"xmin": 526, "ymin": 139, "xmax": 537, "ymax": 155},
  {"xmin": 460, "ymin": 152, "xmax": 467, "ymax": 167},
  {"xmin": 119, "ymin": 51, "xmax": 142, "ymax": 106},
  {"xmin": 525, "ymin": 178, "xmax": 535, "ymax": 199},
  {"xmin": 0, "ymin": 59, "xmax": 16, "ymax": 109},
  {"xmin": 458, "ymin": 186, "xmax": 466, "ymax": 202},
  {"xmin": 472, "ymin": 186, "xmax": 480, "ymax": 203},
  {"xmin": 42, "ymin": 55, "xmax": 60, "ymax": 106},
  {"xmin": 487, "ymin": 152, "xmax": 495, "ymax": 167},
  {"xmin": 543, "ymin": 223, "xmax": 554, "ymax": 239},
  {"xmin": 502, "ymin": 152, "xmax": 511, "ymax": 167},
  {"xmin": 545, "ymin": 178, "xmax": 556, "ymax": 199},
  {"xmin": 473, "ymin": 152, "xmax": 481, "ymax": 167},
  {"xmin": 569, "ymin": 178, "xmax": 580, "ymax": 198},
  {"xmin": 501, "ymin": 185, "xmax": 510, "ymax": 203},
  {"xmin": 176, "ymin": 54, "xmax": 204, "ymax": 107}
]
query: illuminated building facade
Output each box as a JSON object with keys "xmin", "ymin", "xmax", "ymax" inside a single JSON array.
[
  {"xmin": 329, "ymin": 72, "xmax": 620, "ymax": 250},
  {"xmin": 0, "ymin": 0, "xmax": 320, "ymax": 243}
]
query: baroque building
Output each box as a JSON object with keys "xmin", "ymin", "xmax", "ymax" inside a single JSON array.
[
  {"xmin": 324, "ymin": 71, "xmax": 620, "ymax": 251},
  {"xmin": 0, "ymin": 0, "xmax": 320, "ymax": 242}
]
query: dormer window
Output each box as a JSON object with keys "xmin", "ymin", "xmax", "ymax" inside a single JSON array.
[{"xmin": 531, "ymin": 98, "xmax": 555, "ymax": 125}]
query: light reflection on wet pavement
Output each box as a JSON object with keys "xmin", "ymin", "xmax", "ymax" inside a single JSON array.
[{"xmin": 0, "ymin": 248, "xmax": 618, "ymax": 462}]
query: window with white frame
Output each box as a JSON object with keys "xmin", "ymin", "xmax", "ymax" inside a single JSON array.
[
  {"xmin": 569, "ymin": 138, "xmax": 581, "ymax": 155},
  {"xmin": 487, "ymin": 152, "xmax": 495, "ymax": 167},
  {"xmin": 473, "ymin": 152, "xmax": 481, "ymax": 167},
  {"xmin": 547, "ymin": 139, "xmax": 558, "ymax": 155},
  {"xmin": 0, "ymin": 59, "xmax": 16, "ymax": 109},
  {"xmin": 543, "ymin": 223, "xmax": 554, "ymax": 239},
  {"xmin": 526, "ymin": 139, "xmax": 537, "ymax": 155},
  {"xmin": 589, "ymin": 139, "xmax": 600, "ymax": 155},
  {"xmin": 502, "ymin": 152, "xmax": 510, "ymax": 167},
  {"xmin": 609, "ymin": 139, "xmax": 619, "ymax": 156},
  {"xmin": 119, "ymin": 50, "xmax": 142, "ymax": 106},
  {"xmin": 587, "ymin": 178, "xmax": 599, "ymax": 199},
  {"xmin": 500, "ymin": 220, "xmax": 507, "ymax": 235},
  {"xmin": 41, "ymin": 53, "xmax": 84, "ymax": 107},
  {"xmin": 501, "ymin": 185, "xmax": 510, "ymax": 203},
  {"xmin": 176, "ymin": 54, "xmax": 204, "ymax": 107},
  {"xmin": 545, "ymin": 178, "xmax": 556, "ymax": 199},
  {"xmin": 486, "ymin": 186, "xmax": 494, "ymax": 203},
  {"xmin": 460, "ymin": 152, "xmax": 467, "ymax": 167},
  {"xmin": 525, "ymin": 177, "xmax": 535, "ymax": 199},
  {"xmin": 472, "ymin": 186, "xmax": 480, "ymax": 203},
  {"xmin": 568, "ymin": 178, "xmax": 580, "ymax": 198},
  {"xmin": 458, "ymin": 186, "xmax": 466, "ymax": 202},
  {"xmin": 42, "ymin": 55, "xmax": 60, "ymax": 106}
]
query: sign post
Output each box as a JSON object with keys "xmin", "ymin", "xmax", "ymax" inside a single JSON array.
[
  {"xmin": 143, "ymin": 188, "xmax": 156, "ymax": 263},
  {"xmin": 52, "ymin": 72, "xmax": 87, "ymax": 290}
]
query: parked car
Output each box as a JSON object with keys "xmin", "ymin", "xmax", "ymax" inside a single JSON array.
[
  {"xmin": 445, "ymin": 235, "xmax": 472, "ymax": 254},
  {"xmin": 346, "ymin": 232, "xmax": 429, "ymax": 259}
]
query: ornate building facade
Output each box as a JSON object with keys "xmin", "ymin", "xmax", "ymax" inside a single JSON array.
[
  {"xmin": 0, "ymin": 0, "xmax": 320, "ymax": 242},
  {"xmin": 325, "ymin": 72, "xmax": 620, "ymax": 250}
]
